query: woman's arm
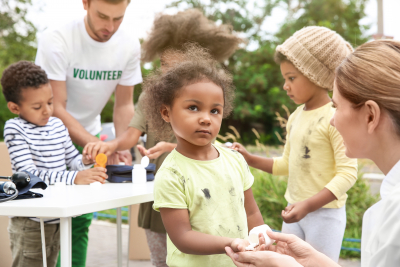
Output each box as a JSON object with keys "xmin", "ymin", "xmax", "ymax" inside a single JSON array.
[
  {"xmin": 244, "ymin": 188, "xmax": 265, "ymax": 231},
  {"xmin": 160, "ymin": 208, "xmax": 249, "ymax": 255}
]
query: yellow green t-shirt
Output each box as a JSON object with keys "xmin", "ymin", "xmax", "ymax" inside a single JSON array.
[
  {"xmin": 273, "ymin": 102, "xmax": 358, "ymax": 208},
  {"xmin": 153, "ymin": 145, "xmax": 254, "ymax": 267}
]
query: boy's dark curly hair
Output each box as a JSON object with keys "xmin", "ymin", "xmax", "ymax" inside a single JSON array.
[
  {"xmin": 141, "ymin": 9, "xmax": 244, "ymax": 63},
  {"xmin": 141, "ymin": 44, "xmax": 235, "ymax": 140},
  {"xmin": 1, "ymin": 61, "xmax": 48, "ymax": 104}
]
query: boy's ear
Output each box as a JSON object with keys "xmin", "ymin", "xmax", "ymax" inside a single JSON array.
[
  {"xmin": 7, "ymin": 102, "xmax": 20, "ymax": 115},
  {"xmin": 160, "ymin": 105, "xmax": 171, "ymax": 123}
]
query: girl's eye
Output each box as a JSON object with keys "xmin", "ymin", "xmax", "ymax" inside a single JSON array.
[
  {"xmin": 289, "ymin": 77, "xmax": 295, "ymax": 81},
  {"xmin": 211, "ymin": 109, "xmax": 219, "ymax": 115},
  {"xmin": 332, "ymin": 103, "xmax": 337, "ymax": 108},
  {"xmin": 48, "ymin": 102, "xmax": 53, "ymax": 106},
  {"xmin": 33, "ymin": 106, "xmax": 41, "ymax": 110},
  {"xmin": 189, "ymin": 106, "xmax": 198, "ymax": 111}
]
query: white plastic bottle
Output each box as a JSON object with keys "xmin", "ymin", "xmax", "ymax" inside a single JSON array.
[{"xmin": 132, "ymin": 156, "xmax": 149, "ymax": 184}]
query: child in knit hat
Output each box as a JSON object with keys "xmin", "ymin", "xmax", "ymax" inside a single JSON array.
[{"xmin": 231, "ymin": 26, "xmax": 358, "ymax": 262}]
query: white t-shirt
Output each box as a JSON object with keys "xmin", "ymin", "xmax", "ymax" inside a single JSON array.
[
  {"xmin": 361, "ymin": 159, "xmax": 400, "ymax": 267},
  {"xmin": 35, "ymin": 18, "xmax": 142, "ymax": 135}
]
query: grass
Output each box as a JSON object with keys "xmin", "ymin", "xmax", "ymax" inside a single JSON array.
[{"xmin": 94, "ymin": 207, "xmax": 129, "ymax": 224}]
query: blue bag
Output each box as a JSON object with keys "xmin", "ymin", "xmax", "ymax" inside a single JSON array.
[
  {"xmin": 0, "ymin": 171, "xmax": 47, "ymax": 200},
  {"xmin": 106, "ymin": 163, "xmax": 156, "ymax": 183}
]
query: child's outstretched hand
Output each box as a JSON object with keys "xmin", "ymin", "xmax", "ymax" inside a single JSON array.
[
  {"xmin": 83, "ymin": 141, "xmax": 116, "ymax": 162},
  {"xmin": 281, "ymin": 201, "xmax": 311, "ymax": 223},
  {"xmin": 230, "ymin": 142, "xmax": 251, "ymax": 161},
  {"xmin": 137, "ymin": 142, "xmax": 177, "ymax": 160},
  {"xmin": 230, "ymin": 238, "xmax": 250, "ymax": 253},
  {"xmin": 74, "ymin": 167, "xmax": 108, "ymax": 184}
]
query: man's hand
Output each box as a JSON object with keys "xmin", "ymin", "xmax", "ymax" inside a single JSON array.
[
  {"xmin": 117, "ymin": 150, "xmax": 132, "ymax": 166},
  {"xmin": 74, "ymin": 167, "xmax": 108, "ymax": 184},
  {"xmin": 83, "ymin": 141, "xmax": 117, "ymax": 162},
  {"xmin": 137, "ymin": 142, "xmax": 177, "ymax": 159},
  {"xmin": 230, "ymin": 238, "xmax": 250, "ymax": 253},
  {"xmin": 281, "ymin": 201, "xmax": 311, "ymax": 223}
]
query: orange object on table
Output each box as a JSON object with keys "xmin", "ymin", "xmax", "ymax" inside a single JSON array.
[{"xmin": 94, "ymin": 153, "xmax": 107, "ymax": 168}]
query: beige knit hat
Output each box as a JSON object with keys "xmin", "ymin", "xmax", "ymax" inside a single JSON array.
[{"xmin": 276, "ymin": 26, "xmax": 353, "ymax": 90}]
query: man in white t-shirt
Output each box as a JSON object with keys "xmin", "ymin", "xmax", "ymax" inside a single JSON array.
[{"xmin": 35, "ymin": 0, "xmax": 141, "ymax": 266}]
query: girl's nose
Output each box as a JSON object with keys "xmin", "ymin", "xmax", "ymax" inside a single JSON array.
[{"xmin": 199, "ymin": 113, "xmax": 211, "ymax": 125}]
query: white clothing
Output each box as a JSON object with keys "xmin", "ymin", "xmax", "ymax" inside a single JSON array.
[
  {"xmin": 361, "ymin": 160, "xmax": 400, "ymax": 267},
  {"xmin": 282, "ymin": 205, "xmax": 346, "ymax": 262},
  {"xmin": 35, "ymin": 18, "xmax": 142, "ymax": 135}
]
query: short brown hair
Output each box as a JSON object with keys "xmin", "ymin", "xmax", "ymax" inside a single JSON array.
[
  {"xmin": 1, "ymin": 61, "xmax": 48, "ymax": 104},
  {"xmin": 141, "ymin": 9, "xmax": 244, "ymax": 63},
  {"xmin": 335, "ymin": 39, "xmax": 400, "ymax": 135},
  {"xmin": 141, "ymin": 44, "xmax": 235, "ymax": 140}
]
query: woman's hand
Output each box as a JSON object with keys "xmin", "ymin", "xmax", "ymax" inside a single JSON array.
[{"xmin": 225, "ymin": 247, "xmax": 302, "ymax": 267}]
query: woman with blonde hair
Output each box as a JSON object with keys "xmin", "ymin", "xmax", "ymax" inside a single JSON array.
[{"xmin": 226, "ymin": 39, "xmax": 400, "ymax": 267}]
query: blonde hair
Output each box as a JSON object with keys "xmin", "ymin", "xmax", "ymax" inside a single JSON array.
[{"xmin": 335, "ymin": 39, "xmax": 400, "ymax": 135}]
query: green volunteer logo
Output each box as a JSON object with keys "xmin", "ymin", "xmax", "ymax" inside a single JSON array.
[{"xmin": 73, "ymin": 68, "xmax": 123, "ymax": 80}]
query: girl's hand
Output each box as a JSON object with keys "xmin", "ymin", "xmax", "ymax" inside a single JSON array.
[
  {"xmin": 281, "ymin": 201, "xmax": 311, "ymax": 223},
  {"xmin": 74, "ymin": 167, "xmax": 108, "ymax": 184},
  {"xmin": 230, "ymin": 238, "xmax": 250, "ymax": 252}
]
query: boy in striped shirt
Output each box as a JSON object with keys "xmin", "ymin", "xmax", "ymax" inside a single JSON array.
[{"xmin": 1, "ymin": 61, "xmax": 108, "ymax": 267}]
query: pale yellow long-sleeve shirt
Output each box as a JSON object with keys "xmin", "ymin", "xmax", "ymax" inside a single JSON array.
[{"xmin": 273, "ymin": 102, "xmax": 358, "ymax": 208}]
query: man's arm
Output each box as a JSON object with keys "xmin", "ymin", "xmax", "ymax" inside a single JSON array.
[
  {"xmin": 113, "ymin": 84, "xmax": 134, "ymax": 138},
  {"xmin": 51, "ymin": 80, "xmax": 99, "ymax": 147}
]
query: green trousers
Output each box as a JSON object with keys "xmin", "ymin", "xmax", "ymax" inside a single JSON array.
[
  {"xmin": 56, "ymin": 137, "xmax": 98, "ymax": 267},
  {"xmin": 56, "ymin": 213, "xmax": 93, "ymax": 267}
]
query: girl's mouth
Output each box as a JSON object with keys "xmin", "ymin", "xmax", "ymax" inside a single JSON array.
[{"xmin": 196, "ymin": 130, "xmax": 211, "ymax": 134}]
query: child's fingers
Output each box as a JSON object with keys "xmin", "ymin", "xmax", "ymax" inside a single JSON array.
[
  {"xmin": 137, "ymin": 145, "xmax": 148, "ymax": 157},
  {"xmin": 258, "ymin": 232, "xmax": 266, "ymax": 245}
]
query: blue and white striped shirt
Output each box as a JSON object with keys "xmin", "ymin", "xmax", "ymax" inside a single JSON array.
[{"xmin": 4, "ymin": 117, "xmax": 91, "ymax": 185}]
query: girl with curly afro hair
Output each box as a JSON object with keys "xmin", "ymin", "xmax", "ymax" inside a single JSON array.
[
  {"xmin": 83, "ymin": 10, "xmax": 245, "ymax": 267},
  {"xmin": 145, "ymin": 45, "xmax": 264, "ymax": 267}
]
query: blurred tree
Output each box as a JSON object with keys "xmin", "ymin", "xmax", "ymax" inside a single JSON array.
[
  {"xmin": 0, "ymin": 0, "xmax": 37, "ymax": 138},
  {"xmin": 276, "ymin": 0, "xmax": 369, "ymax": 46},
  {"xmin": 167, "ymin": 0, "xmax": 369, "ymax": 144}
]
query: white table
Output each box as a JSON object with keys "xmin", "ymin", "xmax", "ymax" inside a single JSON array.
[{"xmin": 0, "ymin": 182, "xmax": 154, "ymax": 267}]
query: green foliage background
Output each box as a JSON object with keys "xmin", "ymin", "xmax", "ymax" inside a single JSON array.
[
  {"xmin": 0, "ymin": 0, "xmax": 37, "ymax": 137},
  {"xmin": 0, "ymin": 0, "xmax": 369, "ymax": 144}
]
